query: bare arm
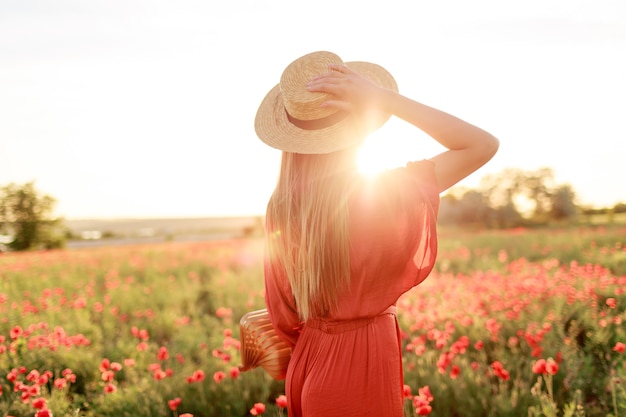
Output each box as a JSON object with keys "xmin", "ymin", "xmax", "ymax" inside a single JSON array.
[
  {"xmin": 308, "ymin": 64, "xmax": 499, "ymax": 192},
  {"xmin": 380, "ymin": 91, "xmax": 500, "ymax": 192}
]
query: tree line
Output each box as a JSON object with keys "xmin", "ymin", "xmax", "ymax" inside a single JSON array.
[
  {"xmin": 1, "ymin": 169, "xmax": 624, "ymax": 251},
  {"xmin": 439, "ymin": 167, "xmax": 624, "ymax": 228}
]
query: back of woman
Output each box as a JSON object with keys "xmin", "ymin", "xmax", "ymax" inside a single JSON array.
[{"xmin": 256, "ymin": 51, "xmax": 499, "ymax": 417}]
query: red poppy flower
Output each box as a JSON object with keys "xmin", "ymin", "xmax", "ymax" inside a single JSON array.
[
  {"xmin": 54, "ymin": 378, "xmax": 67, "ymax": 390},
  {"xmin": 168, "ymin": 397, "xmax": 182, "ymax": 411},
  {"xmin": 229, "ymin": 367, "xmax": 240, "ymax": 379},
  {"xmin": 416, "ymin": 405, "xmax": 432, "ymax": 416},
  {"xmin": 213, "ymin": 371, "xmax": 226, "ymax": 384},
  {"xmin": 193, "ymin": 370, "xmax": 205, "ymax": 382},
  {"xmin": 99, "ymin": 359, "xmax": 110, "ymax": 372},
  {"xmin": 250, "ymin": 402, "xmax": 265, "ymax": 415},
  {"xmin": 491, "ymin": 361, "xmax": 510, "ymax": 381},
  {"xmin": 101, "ymin": 370, "xmax": 115, "ymax": 382},
  {"xmin": 418, "ymin": 386, "xmax": 433, "ymax": 402},
  {"xmin": 216, "ymin": 307, "xmax": 232, "ymax": 318},
  {"xmin": 6, "ymin": 369, "xmax": 18, "ymax": 382},
  {"xmin": 27, "ymin": 370, "xmax": 40, "ymax": 382},
  {"xmin": 29, "ymin": 385, "xmax": 41, "ymax": 396},
  {"xmin": 20, "ymin": 391, "xmax": 30, "ymax": 403},
  {"xmin": 276, "ymin": 394, "xmax": 288, "ymax": 408},
  {"xmin": 151, "ymin": 370, "xmax": 165, "ymax": 380},
  {"xmin": 10, "ymin": 326, "xmax": 23, "ymax": 340},
  {"xmin": 32, "ymin": 397, "xmax": 47, "ymax": 410},
  {"xmin": 532, "ymin": 359, "xmax": 547, "ymax": 374},
  {"xmin": 545, "ymin": 358, "xmax": 559, "ymax": 375},
  {"xmin": 157, "ymin": 346, "xmax": 169, "ymax": 361}
]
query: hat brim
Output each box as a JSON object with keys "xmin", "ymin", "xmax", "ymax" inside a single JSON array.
[{"xmin": 254, "ymin": 61, "xmax": 398, "ymax": 154}]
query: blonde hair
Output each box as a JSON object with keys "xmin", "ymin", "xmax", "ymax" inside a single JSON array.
[{"xmin": 265, "ymin": 150, "xmax": 357, "ymax": 321}]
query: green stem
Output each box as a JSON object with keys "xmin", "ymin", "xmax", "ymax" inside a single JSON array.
[
  {"xmin": 610, "ymin": 376, "xmax": 618, "ymax": 417},
  {"xmin": 545, "ymin": 374, "xmax": 554, "ymax": 405}
]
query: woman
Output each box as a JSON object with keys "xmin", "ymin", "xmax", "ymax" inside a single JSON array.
[{"xmin": 254, "ymin": 51, "xmax": 499, "ymax": 417}]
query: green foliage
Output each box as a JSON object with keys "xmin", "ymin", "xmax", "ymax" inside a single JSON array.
[
  {"xmin": 0, "ymin": 181, "xmax": 66, "ymax": 251},
  {"xmin": 528, "ymin": 377, "xmax": 586, "ymax": 417}
]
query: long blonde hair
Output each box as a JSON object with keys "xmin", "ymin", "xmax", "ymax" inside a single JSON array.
[{"xmin": 265, "ymin": 149, "xmax": 357, "ymax": 321}]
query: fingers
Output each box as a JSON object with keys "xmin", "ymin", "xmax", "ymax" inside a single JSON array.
[
  {"xmin": 320, "ymin": 99, "xmax": 352, "ymax": 113},
  {"xmin": 307, "ymin": 65, "xmax": 352, "ymax": 94},
  {"xmin": 306, "ymin": 77, "xmax": 344, "ymax": 95},
  {"xmin": 306, "ymin": 78, "xmax": 351, "ymax": 111},
  {"xmin": 309, "ymin": 73, "xmax": 344, "ymax": 86},
  {"xmin": 305, "ymin": 64, "xmax": 360, "ymax": 112}
]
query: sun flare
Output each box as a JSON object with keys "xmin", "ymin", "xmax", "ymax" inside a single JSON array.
[
  {"xmin": 357, "ymin": 131, "xmax": 414, "ymax": 177},
  {"xmin": 357, "ymin": 141, "xmax": 393, "ymax": 177},
  {"xmin": 357, "ymin": 121, "xmax": 444, "ymax": 178}
]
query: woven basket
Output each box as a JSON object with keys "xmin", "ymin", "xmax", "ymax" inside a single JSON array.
[{"xmin": 239, "ymin": 309, "xmax": 292, "ymax": 380}]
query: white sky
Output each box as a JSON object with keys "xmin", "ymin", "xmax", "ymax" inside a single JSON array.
[{"xmin": 1, "ymin": 0, "xmax": 625, "ymax": 219}]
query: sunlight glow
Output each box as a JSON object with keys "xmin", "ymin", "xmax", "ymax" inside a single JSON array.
[
  {"xmin": 357, "ymin": 132, "xmax": 408, "ymax": 177},
  {"xmin": 356, "ymin": 124, "xmax": 438, "ymax": 178}
]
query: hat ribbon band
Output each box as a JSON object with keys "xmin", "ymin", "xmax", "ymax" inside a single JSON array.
[{"xmin": 286, "ymin": 109, "xmax": 348, "ymax": 131}]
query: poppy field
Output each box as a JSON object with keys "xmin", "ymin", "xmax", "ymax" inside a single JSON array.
[{"xmin": 0, "ymin": 225, "xmax": 624, "ymax": 417}]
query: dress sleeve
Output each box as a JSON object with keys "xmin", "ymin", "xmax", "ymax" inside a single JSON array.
[
  {"xmin": 404, "ymin": 159, "xmax": 440, "ymax": 214},
  {"xmin": 263, "ymin": 249, "xmax": 302, "ymax": 349},
  {"xmin": 348, "ymin": 160, "xmax": 440, "ymax": 311}
]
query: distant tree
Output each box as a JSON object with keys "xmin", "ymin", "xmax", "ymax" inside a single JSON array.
[
  {"xmin": 488, "ymin": 201, "xmax": 524, "ymax": 229},
  {"xmin": 439, "ymin": 189, "xmax": 506, "ymax": 228},
  {"xmin": 550, "ymin": 184, "xmax": 578, "ymax": 220},
  {"xmin": 522, "ymin": 168, "xmax": 556, "ymax": 221},
  {"xmin": 479, "ymin": 167, "xmax": 551, "ymax": 219},
  {"xmin": 0, "ymin": 181, "xmax": 66, "ymax": 251},
  {"xmin": 614, "ymin": 202, "xmax": 626, "ymax": 214},
  {"xmin": 478, "ymin": 167, "xmax": 580, "ymax": 224},
  {"xmin": 478, "ymin": 167, "xmax": 523, "ymax": 210},
  {"xmin": 438, "ymin": 193, "xmax": 464, "ymax": 225}
]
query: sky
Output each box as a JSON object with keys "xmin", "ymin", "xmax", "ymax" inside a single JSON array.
[{"xmin": 1, "ymin": 0, "xmax": 625, "ymax": 219}]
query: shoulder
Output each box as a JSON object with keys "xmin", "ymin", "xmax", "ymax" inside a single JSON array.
[{"xmin": 355, "ymin": 159, "xmax": 439, "ymax": 209}]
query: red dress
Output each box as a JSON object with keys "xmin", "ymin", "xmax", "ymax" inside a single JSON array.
[{"xmin": 265, "ymin": 160, "xmax": 440, "ymax": 417}]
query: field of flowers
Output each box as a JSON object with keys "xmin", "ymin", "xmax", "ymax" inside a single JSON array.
[{"xmin": 0, "ymin": 225, "xmax": 624, "ymax": 417}]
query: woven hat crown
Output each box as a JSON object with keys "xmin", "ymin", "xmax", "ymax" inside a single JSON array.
[{"xmin": 280, "ymin": 51, "xmax": 343, "ymax": 121}]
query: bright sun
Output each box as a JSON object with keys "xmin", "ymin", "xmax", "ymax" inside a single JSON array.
[
  {"xmin": 356, "ymin": 120, "xmax": 444, "ymax": 177},
  {"xmin": 357, "ymin": 140, "xmax": 398, "ymax": 177}
]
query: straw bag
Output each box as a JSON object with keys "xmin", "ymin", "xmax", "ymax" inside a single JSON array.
[{"xmin": 239, "ymin": 309, "xmax": 292, "ymax": 380}]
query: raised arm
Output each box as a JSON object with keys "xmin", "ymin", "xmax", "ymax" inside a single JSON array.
[{"xmin": 307, "ymin": 64, "xmax": 499, "ymax": 192}]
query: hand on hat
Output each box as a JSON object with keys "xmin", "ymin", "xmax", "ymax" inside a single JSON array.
[{"xmin": 306, "ymin": 64, "xmax": 386, "ymax": 116}]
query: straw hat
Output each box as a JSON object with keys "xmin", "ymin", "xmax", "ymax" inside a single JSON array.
[{"xmin": 255, "ymin": 51, "xmax": 398, "ymax": 154}]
